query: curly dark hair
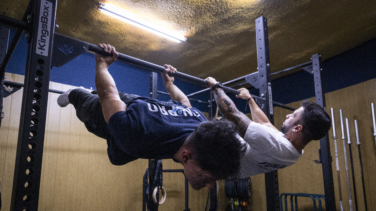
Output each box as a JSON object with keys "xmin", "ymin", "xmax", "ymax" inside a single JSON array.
[
  {"xmin": 185, "ymin": 119, "xmax": 246, "ymax": 179},
  {"xmin": 300, "ymin": 101, "xmax": 331, "ymax": 142}
]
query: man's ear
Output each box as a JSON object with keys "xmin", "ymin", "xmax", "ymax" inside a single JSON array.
[
  {"xmin": 293, "ymin": 124, "xmax": 303, "ymax": 133},
  {"xmin": 181, "ymin": 150, "xmax": 192, "ymax": 164}
]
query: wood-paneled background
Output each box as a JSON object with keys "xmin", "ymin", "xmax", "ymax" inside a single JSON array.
[{"xmin": 1, "ymin": 72, "xmax": 375, "ymax": 210}]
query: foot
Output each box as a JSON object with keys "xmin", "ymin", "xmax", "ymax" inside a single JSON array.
[{"xmin": 57, "ymin": 89, "xmax": 73, "ymax": 107}]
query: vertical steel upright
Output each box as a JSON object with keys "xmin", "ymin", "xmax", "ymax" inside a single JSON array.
[
  {"xmin": 148, "ymin": 72, "xmax": 160, "ymax": 211},
  {"xmin": 10, "ymin": 0, "xmax": 57, "ymax": 210},
  {"xmin": 311, "ymin": 54, "xmax": 336, "ymax": 210},
  {"xmin": 0, "ymin": 27, "xmax": 10, "ymax": 127},
  {"xmin": 255, "ymin": 16, "xmax": 279, "ymax": 211}
]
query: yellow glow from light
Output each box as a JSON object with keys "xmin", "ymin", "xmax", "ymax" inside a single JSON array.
[{"xmin": 98, "ymin": 3, "xmax": 187, "ymax": 43}]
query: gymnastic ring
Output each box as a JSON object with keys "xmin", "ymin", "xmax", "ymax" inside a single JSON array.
[{"xmin": 152, "ymin": 186, "xmax": 166, "ymax": 204}]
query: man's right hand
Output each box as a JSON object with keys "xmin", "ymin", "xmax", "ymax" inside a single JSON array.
[
  {"xmin": 162, "ymin": 64, "xmax": 177, "ymax": 86},
  {"xmin": 205, "ymin": 77, "xmax": 218, "ymax": 88},
  {"xmin": 95, "ymin": 43, "xmax": 118, "ymax": 69},
  {"xmin": 236, "ymin": 88, "xmax": 252, "ymax": 100}
]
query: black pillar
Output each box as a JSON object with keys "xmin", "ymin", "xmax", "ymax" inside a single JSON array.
[
  {"xmin": 255, "ymin": 16, "xmax": 280, "ymax": 211},
  {"xmin": 0, "ymin": 26, "xmax": 10, "ymax": 127},
  {"xmin": 11, "ymin": 0, "xmax": 57, "ymax": 210},
  {"xmin": 311, "ymin": 54, "xmax": 336, "ymax": 210}
]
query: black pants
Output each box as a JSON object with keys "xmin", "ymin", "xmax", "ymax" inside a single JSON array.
[
  {"xmin": 68, "ymin": 88, "xmax": 140, "ymax": 139},
  {"xmin": 68, "ymin": 89, "xmax": 140, "ymax": 165}
]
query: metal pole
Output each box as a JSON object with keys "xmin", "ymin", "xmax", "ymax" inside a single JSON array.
[
  {"xmin": 371, "ymin": 103, "xmax": 376, "ymax": 147},
  {"xmin": 0, "ymin": 26, "xmax": 10, "ymax": 128},
  {"xmin": 0, "ymin": 12, "xmax": 241, "ymax": 94},
  {"xmin": 148, "ymin": 72, "xmax": 159, "ymax": 211},
  {"xmin": 157, "ymin": 90, "xmax": 209, "ymax": 105},
  {"xmin": 255, "ymin": 16, "xmax": 279, "ymax": 211},
  {"xmin": 354, "ymin": 120, "xmax": 367, "ymax": 211},
  {"xmin": 271, "ymin": 61, "xmax": 312, "ymax": 77},
  {"xmin": 0, "ymin": 14, "xmax": 29, "ymax": 31},
  {"xmin": 4, "ymin": 80, "xmax": 64, "ymax": 94},
  {"xmin": 0, "ymin": 1, "xmax": 32, "ymax": 76},
  {"xmin": 186, "ymin": 61, "xmax": 312, "ymax": 98},
  {"xmin": 340, "ymin": 110, "xmax": 353, "ymax": 211},
  {"xmin": 331, "ymin": 108, "xmax": 343, "ymax": 211},
  {"xmin": 311, "ymin": 53, "xmax": 336, "ymax": 210},
  {"xmin": 346, "ymin": 118, "xmax": 358, "ymax": 211},
  {"xmin": 11, "ymin": 0, "xmax": 58, "ymax": 210}
]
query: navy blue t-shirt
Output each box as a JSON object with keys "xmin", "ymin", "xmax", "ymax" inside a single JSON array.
[{"xmin": 107, "ymin": 97, "xmax": 207, "ymax": 164}]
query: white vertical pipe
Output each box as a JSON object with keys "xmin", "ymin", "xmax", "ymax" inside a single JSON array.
[
  {"xmin": 346, "ymin": 118, "xmax": 351, "ymax": 144},
  {"xmin": 354, "ymin": 120, "xmax": 360, "ymax": 145},
  {"xmin": 372, "ymin": 103, "xmax": 376, "ymax": 146},
  {"xmin": 331, "ymin": 108, "xmax": 344, "ymax": 211},
  {"xmin": 340, "ymin": 110, "xmax": 353, "ymax": 211}
]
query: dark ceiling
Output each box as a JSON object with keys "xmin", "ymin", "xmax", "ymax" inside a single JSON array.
[{"xmin": 1, "ymin": 0, "xmax": 376, "ymax": 83}]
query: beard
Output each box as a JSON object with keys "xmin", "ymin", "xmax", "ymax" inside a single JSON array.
[{"xmin": 281, "ymin": 124, "xmax": 289, "ymax": 134}]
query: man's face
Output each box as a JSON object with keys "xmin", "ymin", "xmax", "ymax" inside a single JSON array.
[
  {"xmin": 281, "ymin": 107, "xmax": 304, "ymax": 134},
  {"xmin": 184, "ymin": 160, "xmax": 217, "ymax": 190}
]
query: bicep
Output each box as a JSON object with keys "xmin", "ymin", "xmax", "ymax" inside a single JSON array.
[{"xmin": 101, "ymin": 97, "xmax": 127, "ymax": 123}]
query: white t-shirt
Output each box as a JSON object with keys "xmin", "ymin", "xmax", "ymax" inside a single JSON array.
[{"xmin": 236, "ymin": 121, "xmax": 302, "ymax": 178}]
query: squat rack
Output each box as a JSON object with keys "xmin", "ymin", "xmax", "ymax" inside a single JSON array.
[{"xmin": 0, "ymin": 0, "xmax": 335, "ymax": 211}]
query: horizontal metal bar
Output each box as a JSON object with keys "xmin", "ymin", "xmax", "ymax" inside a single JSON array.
[
  {"xmin": 157, "ymin": 90, "xmax": 209, "ymax": 104},
  {"xmin": 0, "ymin": 14, "xmax": 29, "ymax": 31},
  {"xmin": 162, "ymin": 169, "xmax": 184, "ymax": 173},
  {"xmin": 0, "ymin": 15, "xmax": 293, "ymax": 111},
  {"xmin": 0, "ymin": 30, "xmax": 23, "ymax": 75},
  {"xmin": 272, "ymin": 101, "xmax": 295, "ymax": 111},
  {"xmin": 4, "ymin": 82, "xmax": 219, "ymax": 108},
  {"xmin": 0, "ymin": 3, "xmax": 31, "ymax": 76},
  {"xmin": 187, "ymin": 61, "xmax": 312, "ymax": 98},
  {"xmin": 87, "ymin": 43, "xmax": 214, "ymax": 87},
  {"xmin": 163, "ymin": 88, "xmax": 295, "ymax": 111},
  {"xmin": 4, "ymin": 81, "xmax": 64, "ymax": 94},
  {"xmin": 271, "ymin": 61, "xmax": 312, "ymax": 77},
  {"xmin": 53, "ymin": 33, "xmax": 238, "ymax": 90},
  {"xmin": 0, "ymin": 15, "xmax": 241, "ymax": 97},
  {"xmin": 186, "ymin": 73, "xmax": 254, "ymax": 97}
]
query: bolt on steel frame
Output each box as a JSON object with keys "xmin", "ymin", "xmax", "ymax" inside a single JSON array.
[{"xmin": 0, "ymin": 1, "xmax": 336, "ymax": 210}]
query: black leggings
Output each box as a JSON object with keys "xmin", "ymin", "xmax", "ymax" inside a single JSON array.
[
  {"xmin": 68, "ymin": 88, "xmax": 140, "ymax": 139},
  {"xmin": 68, "ymin": 89, "xmax": 140, "ymax": 165}
]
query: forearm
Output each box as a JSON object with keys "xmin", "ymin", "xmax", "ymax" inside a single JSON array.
[
  {"xmin": 95, "ymin": 63, "xmax": 120, "ymax": 104},
  {"xmin": 213, "ymin": 88, "xmax": 251, "ymax": 137},
  {"xmin": 248, "ymin": 98, "xmax": 270, "ymax": 124},
  {"xmin": 164, "ymin": 82, "xmax": 189, "ymax": 103}
]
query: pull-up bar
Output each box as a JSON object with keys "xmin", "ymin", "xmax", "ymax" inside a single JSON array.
[
  {"xmin": 0, "ymin": 14, "xmax": 239, "ymax": 91},
  {"xmin": 88, "ymin": 44, "xmax": 248, "ymax": 97},
  {"xmin": 0, "ymin": 14, "xmax": 294, "ymax": 111}
]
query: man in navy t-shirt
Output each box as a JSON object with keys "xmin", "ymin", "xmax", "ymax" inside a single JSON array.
[{"xmin": 57, "ymin": 43, "xmax": 245, "ymax": 190}]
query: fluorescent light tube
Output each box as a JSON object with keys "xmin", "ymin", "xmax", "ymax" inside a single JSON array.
[{"xmin": 98, "ymin": 2, "xmax": 187, "ymax": 43}]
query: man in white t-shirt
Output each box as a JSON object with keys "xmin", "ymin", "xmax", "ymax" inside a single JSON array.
[{"xmin": 205, "ymin": 77, "xmax": 331, "ymax": 178}]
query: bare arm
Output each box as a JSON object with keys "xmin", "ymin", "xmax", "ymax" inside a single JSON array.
[
  {"xmin": 95, "ymin": 43, "xmax": 126, "ymax": 123},
  {"xmin": 236, "ymin": 88, "xmax": 279, "ymax": 131},
  {"xmin": 162, "ymin": 65, "xmax": 192, "ymax": 108},
  {"xmin": 206, "ymin": 77, "xmax": 251, "ymax": 137}
]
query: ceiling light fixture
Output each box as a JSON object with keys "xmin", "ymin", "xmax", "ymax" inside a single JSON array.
[{"xmin": 97, "ymin": 2, "xmax": 187, "ymax": 43}]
